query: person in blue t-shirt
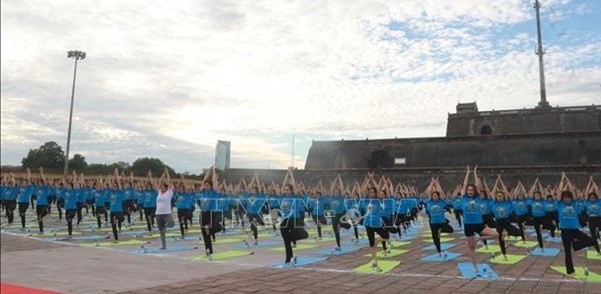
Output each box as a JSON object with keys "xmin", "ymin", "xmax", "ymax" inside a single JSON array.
[
  {"xmin": 585, "ymin": 192, "xmax": 600, "ymax": 255},
  {"xmin": 308, "ymin": 192, "xmax": 327, "ymax": 240},
  {"xmin": 426, "ymin": 191, "xmax": 454, "ymax": 256},
  {"xmin": 3, "ymin": 180, "xmax": 17, "ymax": 225},
  {"xmin": 344, "ymin": 192, "xmax": 362, "ymax": 242},
  {"xmin": 462, "ymin": 184, "xmax": 498, "ymax": 273},
  {"xmin": 330, "ymin": 189, "xmax": 351, "ymax": 250},
  {"xmin": 143, "ymin": 182, "xmax": 157, "ymax": 232},
  {"xmin": 199, "ymin": 180, "xmax": 217, "ymax": 255},
  {"xmin": 492, "ymin": 191, "xmax": 522, "ymax": 260},
  {"xmin": 557, "ymin": 191, "xmax": 595, "ymax": 275},
  {"xmin": 34, "ymin": 179, "xmax": 50, "ymax": 233},
  {"xmin": 17, "ymin": 180, "xmax": 31, "ymax": 229},
  {"xmin": 109, "ymin": 181, "xmax": 125, "ymax": 241},
  {"xmin": 356, "ymin": 187, "xmax": 390, "ymax": 269},
  {"xmin": 545, "ymin": 194, "xmax": 558, "ymax": 238},
  {"xmin": 279, "ymin": 184, "xmax": 309, "ymax": 265},
  {"xmin": 175, "ymin": 186, "xmax": 191, "ymax": 238},
  {"xmin": 64, "ymin": 182, "xmax": 79, "ymax": 237},
  {"xmin": 511, "ymin": 194, "xmax": 529, "ymax": 243},
  {"xmin": 94, "ymin": 184, "xmax": 107, "ymax": 229},
  {"xmin": 243, "ymin": 186, "xmax": 267, "ymax": 245},
  {"xmin": 452, "ymin": 193, "xmax": 464, "ymax": 228},
  {"xmin": 529, "ymin": 191, "xmax": 553, "ymax": 251},
  {"xmin": 123, "ymin": 182, "xmax": 137, "ymax": 226}
]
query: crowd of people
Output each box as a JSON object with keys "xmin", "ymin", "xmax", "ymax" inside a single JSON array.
[{"xmin": 1, "ymin": 166, "xmax": 599, "ymax": 276}]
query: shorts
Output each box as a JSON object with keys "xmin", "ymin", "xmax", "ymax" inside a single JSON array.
[{"xmin": 464, "ymin": 223, "xmax": 485, "ymax": 237}]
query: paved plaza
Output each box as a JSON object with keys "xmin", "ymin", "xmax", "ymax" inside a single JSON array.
[{"xmin": 1, "ymin": 211, "xmax": 600, "ymax": 293}]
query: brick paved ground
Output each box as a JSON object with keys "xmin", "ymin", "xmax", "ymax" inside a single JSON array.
[{"xmin": 1, "ymin": 210, "xmax": 600, "ymax": 293}]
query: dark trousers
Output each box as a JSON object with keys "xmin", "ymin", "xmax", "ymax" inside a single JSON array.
[
  {"xmin": 589, "ymin": 216, "xmax": 601, "ymax": 253},
  {"xmin": 18, "ymin": 202, "xmax": 29, "ymax": 228},
  {"xmin": 280, "ymin": 217, "xmax": 307, "ymax": 263},
  {"xmin": 429, "ymin": 222, "xmax": 454, "ymax": 253},
  {"xmin": 496, "ymin": 218, "xmax": 521, "ymax": 255},
  {"xmin": 561, "ymin": 228, "xmax": 595, "ymax": 274}
]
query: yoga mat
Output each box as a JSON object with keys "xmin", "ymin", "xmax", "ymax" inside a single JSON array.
[
  {"xmin": 82, "ymin": 240, "xmax": 148, "ymax": 247},
  {"xmin": 141, "ymin": 232, "xmax": 182, "ymax": 239},
  {"xmin": 271, "ymin": 244, "xmax": 319, "ymax": 252},
  {"xmin": 531, "ymin": 247, "xmax": 560, "ymax": 256},
  {"xmin": 588, "ymin": 250, "xmax": 601, "ymax": 260},
  {"xmin": 354, "ymin": 260, "xmax": 400, "ymax": 274},
  {"xmin": 272, "ymin": 256, "xmax": 328, "ymax": 268},
  {"xmin": 198, "ymin": 237, "xmax": 245, "ymax": 244},
  {"xmin": 529, "ymin": 232, "xmax": 549, "ymax": 239},
  {"xmin": 232, "ymin": 241, "xmax": 281, "ymax": 249},
  {"xmin": 56, "ymin": 235, "xmax": 111, "ymax": 241},
  {"xmin": 363, "ymin": 249, "xmax": 409, "ymax": 258},
  {"xmin": 303, "ymin": 237, "xmax": 337, "ymax": 243},
  {"xmin": 318, "ymin": 247, "xmax": 360, "ymax": 256},
  {"xmin": 550, "ymin": 266, "xmax": 601, "ymax": 283},
  {"xmin": 345, "ymin": 239, "xmax": 370, "ymax": 246},
  {"xmin": 422, "ymin": 232, "xmax": 451, "ymax": 237},
  {"xmin": 389, "ymin": 241, "xmax": 411, "ymax": 248},
  {"xmin": 476, "ymin": 245, "xmax": 502, "ymax": 254},
  {"xmin": 134, "ymin": 245, "xmax": 198, "ymax": 254},
  {"xmin": 514, "ymin": 241, "xmax": 538, "ymax": 248},
  {"xmin": 545, "ymin": 236, "xmax": 562, "ymax": 243},
  {"xmin": 458, "ymin": 263, "xmax": 498, "ymax": 280},
  {"xmin": 423, "ymin": 237, "xmax": 454, "ymax": 243},
  {"xmin": 120, "ymin": 230, "xmax": 158, "ymax": 236},
  {"xmin": 192, "ymin": 250, "xmax": 254, "ymax": 261},
  {"xmin": 489, "ymin": 254, "xmax": 527, "ymax": 265},
  {"xmin": 424, "ymin": 243, "xmax": 456, "ymax": 251},
  {"xmin": 421, "ymin": 252, "xmax": 461, "ymax": 262}
]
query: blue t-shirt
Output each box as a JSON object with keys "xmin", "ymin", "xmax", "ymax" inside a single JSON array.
[
  {"xmin": 512, "ymin": 199, "xmax": 529, "ymax": 216},
  {"xmin": 35, "ymin": 186, "xmax": 49, "ymax": 206},
  {"xmin": 461, "ymin": 195, "xmax": 483, "ymax": 225},
  {"xmin": 363, "ymin": 199, "xmax": 383, "ymax": 228},
  {"xmin": 143, "ymin": 190, "xmax": 157, "ymax": 208},
  {"xmin": 17, "ymin": 185, "xmax": 31, "ymax": 203},
  {"xmin": 109, "ymin": 190, "xmax": 124, "ymax": 212},
  {"xmin": 3, "ymin": 186, "xmax": 17, "ymax": 201},
  {"xmin": 64, "ymin": 189, "xmax": 78, "ymax": 210},
  {"xmin": 425, "ymin": 199, "xmax": 447, "ymax": 224},
  {"xmin": 492, "ymin": 201, "xmax": 512, "ymax": 220},
  {"xmin": 175, "ymin": 192, "xmax": 190, "ymax": 209},
  {"xmin": 452, "ymin": 197, "xmax": 463, "ymax": 210},
  {"xmin": 530, "ymin": 199, "xmax": 546, "ymax": 217},
  {"xmin": 480, "ymin": 198, "xmax": 493, "ymax": 215},
  {"xmin": 309, "ymin": 197, "xmax": 326, "ymax": 216},
  {"xmin": 244, "ymin": 194, "xmax": 266, "ymax": 215},
  {"xmin": 586, "ymin": 199, "xmax": 601, "ymax": 217},
  {"xmin": 94, "ymin": 189, "xmax": 105, "ymax": 207},
  {"xmin": 557, "ymin": 201, "xmax": 581, "ymax": 229},
  {"xmin": 280, "ymin": 197, "xmax": 303, "ymax": 219},
  {"xmin": 329, "ymin": 196, "xmax": 346, "ymax": 214},
  {"xmin": 545, "ymin": 200, "xmax": 557, "ymax": 212},
  {"xmin": 381, "ymin": 198, "xmax": 395, "ymax": 218}
]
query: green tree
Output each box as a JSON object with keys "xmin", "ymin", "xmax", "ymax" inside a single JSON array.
[
  {"xmin": 21, "ymin": 141, "xmax": 65, "ymax": 170},
  {"xmin": 131, "ymin": 157, "xmax": 176, "ymax": 177},
  {"xmin": 69, "ymin": 154, "xmax": 88, "ymax": 171}
]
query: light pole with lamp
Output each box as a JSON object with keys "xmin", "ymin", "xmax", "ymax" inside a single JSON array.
[{"xmin": 63, "ymin": 50, "xmax": 86, "ymax": 179}]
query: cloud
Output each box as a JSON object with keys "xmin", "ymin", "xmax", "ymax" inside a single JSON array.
[{"xmin": 1, "ymin": 0, "xmax": 600, "ymax": 173}]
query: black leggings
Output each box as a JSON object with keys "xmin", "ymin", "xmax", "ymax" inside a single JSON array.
[
  {"xmin": 312, "ymin": 215, "xmax": 327, "ymax": 238},
  {"xmin": 454, "ymin": 209, "xmax": 463, "ymax": 227},
  {"xmin": 496, "ymin": 218, "xmax": 522, "ymax": 255},
  {"xmin": 561, "ymin": 228, "xmax": 595, "ymax": 274},
  {"xmin": 177, "ymin": 208, "xmax": 190, "ymax": 236},
  {"xmin": 589, "ymin": 216, "xmax": 601, "ymax": 253},
  {"xmin": 66, "ymin": 209, "xmax": 77, "ymax": 236},
  {"xmin": 533, "ymin": 216, "xmax": 555, "ymax": 249},
  {"xmin": 280, "ymin": 217, "xmax": 307, "ymax": 263},
  {"xmin": 248, "ymin": 214, "xmax": 265, "ymax": 240},
  {"xmin": 18, "ymin": 202, "xmax": 29, "ymax": 228},
  {"xmin": 429, "ymin": 222, "xmax": 454, "ymax": 253},
  {"xmin": 36, "ymin": 205, "xmax": 48, "ymax": 232},
  {"xmin": 332, "ymin": 213, "xmax": 351, "ymax": 248},
  {"xmin": 144, "ymin": 207, "xmax": 156, "ymax": 232},
  {"xmin": 110, "ymin": 212, "xmax": 124, "ymax": 240},
  {"xmin": 514, "ymin": 215, "xmax": 527, "ymax": 242},
  {"xmin": 5, "ymin": 200, "xmax": 16, "ymax": 224},
  {"xmin": 366, "ymin": 226, "xmax": 389, "ymax": 248}
]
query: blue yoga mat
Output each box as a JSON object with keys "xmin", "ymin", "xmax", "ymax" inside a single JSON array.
[
  {"xmin": 133, "ymin": 244, "xmax": 198, "ymax": 254},
  {"xmin": 56, "ymin": 235, "xmax": 111, "ymax": 241},
  {"xmin": 272, "ymin": 256, "xmax": 328, "ymax": 268},
  {"xmin": 318, "ymin": 247, "xmax": 359, "ymax": 256},
  {"xmin": 120, "ymin": 230, "xmax": 154, "ymax": 236},
  {"xmin": 232, "ymin": 241, "xmax": 281, "ymax": 249},
  {"xmin": 529, "ymin": 232, "xmax": 549, "ymax": 238},
  {"xmin": 424, "ymin": 243, "xmax": 456, "ymax": 251},
  {"xmin": 545, "ymin": 236, "xmax": 562, "ymax": 243},
  {"xmin": 344, "ymin": 239, "xmax": 370, "ymax": 246},
  {"xmin": 421, "ymin": 252, "xmax": 461, "ymax": 262},
  {"xmin": 531, "ymin": 247, "xmax": 560, "ymax": 256},
  {"xmin": 457, "ymin": 263, "xmax": 498, "ymax": 280}
]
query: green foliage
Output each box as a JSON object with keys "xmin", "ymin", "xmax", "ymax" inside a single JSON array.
[
  {"xmin": 131, "ymin": 157, "xmax": 176, "ymax": 177},
  {"xmin": 21, "ymin": 141, "xmax": 65, "ymax": 170},
  {"xmin": 69, "ymin": 154, "xmax": 88, "ymax": 171}
]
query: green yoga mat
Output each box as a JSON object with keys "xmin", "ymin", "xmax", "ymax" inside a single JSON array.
[
  {"xmin": 550, "ymin": 266, "xmax": 601, "ymax": 283},
  {"xmin": 588, "ymin": 250, "xmax": 601, "ymax": 260},
  {"xmin": 476, "ymin": 245, "xmax": 502, "ymax": 253},
  {"xmin": 303, "ymin": 237, "xmax": 336, "ymax": 243},
  {"xmin": 489, "ymin": 254, "xmax": 527, "ymax": 265},
  {"xmin": 514, "ymin": 241, "xmax": 538, "ymax": 248},
  {"xmin": 363, "ymin": 249, "xmax": 409, "ymax": 258},
  {"xmin": 389, "ymin": 241, "xmax": 411, "ymax": 247},
  {"xmin": 271, "ymin": 244, "xmax": 319, "ymax": 252},
  {"xmin": 41, "ymin": 231, "xmax": 83, "ymax": 236},
  {"xmin": 198, "ymin": 237, "xmax": 245, "ymax": 244},
  {"xmin": 354, "ymin": 260, "xmax": 401, "ymax": 274},
  {"xmin": 141, "ymin": 233, "xmax": 182, "ymax": 239},
  {"xmin": 192, "ymin": 250, "xmax": 254, "ymax": 261},
  {"xmin": 423, "ymin": 237, "xmax": 454, "ymax": 243},
  {"xmin": 82, "ymin": 240, "xmax": 147, "ymax": 247}
]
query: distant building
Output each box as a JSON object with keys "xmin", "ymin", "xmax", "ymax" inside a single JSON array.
[{"xmin": 215, "ymin": 140, "xmax": 231, "ymax": 170}]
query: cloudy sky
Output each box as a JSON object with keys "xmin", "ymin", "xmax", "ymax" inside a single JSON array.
[{"xmin": 1, "ymin": 0, "xmax": 600, "ymax": 173}]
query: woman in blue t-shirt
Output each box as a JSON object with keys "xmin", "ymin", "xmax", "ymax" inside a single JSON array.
[
  {"xmin": 557, "ymin": 191, "xmax": 595, "ymax": 275},
  {"xmin": 279, "ymin": 184, "xmax": 308, "ymax": 265},
  {"xmin": 529, "ymin": 191, "xmax": 554, "ymax": 251},
  {"xmin": 356, "ymin": 187, "xmax": 390, "ymax": 269},
  {"xmin": 492, "ymin": 191, "xmax": 521, "ymax": 260},
  {"xmin": 462, "ymin": 184, "xmax": 498, "ymax": 273},
  {"xmin": 585, "ymin": 192, "xmax": 600, "ymax": 255},
  {"xmin": 426, "ymin": 191, "xmax": 453, "ymax": 256}
]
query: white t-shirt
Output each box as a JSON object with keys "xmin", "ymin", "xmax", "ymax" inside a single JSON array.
[{"xmin": 155, "ymin": 189, "xmax": 174, "ymax": 215}]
